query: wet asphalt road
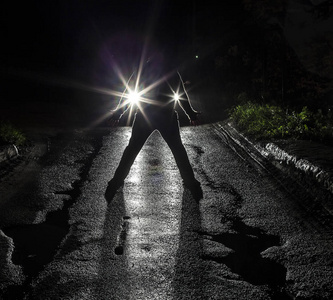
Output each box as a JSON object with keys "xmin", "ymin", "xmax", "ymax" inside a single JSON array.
[{"xmin": 1, "ymin": 124, "xmax": 333, "ymax": 299}]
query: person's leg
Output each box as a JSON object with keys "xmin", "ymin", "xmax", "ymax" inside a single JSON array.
[
  {"xmin": 105, "ymin": 113, "xmax": 153, "ymax": 201},
  {"xmin": 158, "ymin": 114, "xmax": 202, "ymax": 200},
  {"xmin": 114, "ymin": 113, "xmax": 153, "ymax": 181}
]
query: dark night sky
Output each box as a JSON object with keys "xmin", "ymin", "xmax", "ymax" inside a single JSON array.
[
  {"xmin": 5, "ymin": 1, "xmax": 192, "ymax": 75},
  {"xmin": 4, "ymin": 0, "xmax": 332, "ymax": 87},
  {"xmin": 4, "ymin": 0, "xmax": 243, "ymax": 78}
]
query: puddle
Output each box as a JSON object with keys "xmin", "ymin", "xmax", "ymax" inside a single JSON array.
[
  {"xmin": 1, "ymin": 192, "xmax": 73, "ymax": 299},
  {"xmin": 3, "ymin": 223, "xmax": 67, "ymax": 278},
  {"xmin": 1, "ymin": 131, "xmax": 104, "ymax": 299},
  {"xmin": 201, "ymin": 217, "xmax": 291, "ymax": 300}
]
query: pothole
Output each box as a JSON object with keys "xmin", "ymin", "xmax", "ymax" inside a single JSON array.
[
  {"xmin": 1, "ymin": 131, "xmax": 105, "ymax": 299},
  {"xmin": 201, "ymin": 217, "xmax": 292, "ymax": 300},
  {"xmin": 3, "ymin": 223, "xmax": 67, "ymax": 278},
  {"xmin": 114, "ymin": 217, "xmax": 130, "ymax": 255}
]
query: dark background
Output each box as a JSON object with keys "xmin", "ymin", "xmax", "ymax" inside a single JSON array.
[{"xmin": 2, "ymin": 0, "xmax": 333, "ymax": 128}]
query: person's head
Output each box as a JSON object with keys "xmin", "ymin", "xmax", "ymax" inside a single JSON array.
[{"xmin": 139, "ymin": 41, "xmax": 179, "ymax": 89}]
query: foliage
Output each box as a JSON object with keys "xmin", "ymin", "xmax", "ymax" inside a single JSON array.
[
  {"xmin": 209, "ymin": 0, "xmax": 332, "ymax": 111},
  {"xmin": 0, "ymin": 122, "xmax": 26, "ymax": 146},
  {"xmin": 242, "ymin": 0, "xmax": 287, "ymax": 22},
  {"xmin": 229, "ymin": 102, "xmax": 333, "ymax": 142}
]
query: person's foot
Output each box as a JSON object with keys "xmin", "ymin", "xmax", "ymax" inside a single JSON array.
[
  {"xmin": 105, "ymin": 179, "xmax": 124, "ymax": 204},
  {"xmin": 183, "ymin": 179, "xmax": 203, "ymax": 201}
]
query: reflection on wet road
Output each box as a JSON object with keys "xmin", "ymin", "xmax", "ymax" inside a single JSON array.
[
  {"xmin": 124, "ymin": 132, "xmax": 183, "ymax": 299},
  {"xmin": 1, "ymin": 125, "xmax": 333, "ymax": 300},
  {"xmin": 104, "ymin": 131, "xmax": 205, "ymax": 300}
]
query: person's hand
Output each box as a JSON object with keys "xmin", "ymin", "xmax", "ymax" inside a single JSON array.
[
  {"xmin": 190, "ymin": 112, "xmax": 201, "ymax": 126},
  {"xmin": 107, "ymin": 112, "xmax": 121, "ymax": 127},
  {"xmin": 108, "ymin": 118, "xmax": 120, "ymax": 127}
]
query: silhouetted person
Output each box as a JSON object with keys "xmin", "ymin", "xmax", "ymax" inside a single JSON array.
[{"xmin": 105, "ymin": 51, "xmax": 202, "ymax": 202}]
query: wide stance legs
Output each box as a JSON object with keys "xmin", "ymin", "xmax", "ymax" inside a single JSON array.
[{"xmin": 105, "ymin": 112, "xmax": 202, "ymax": 202}]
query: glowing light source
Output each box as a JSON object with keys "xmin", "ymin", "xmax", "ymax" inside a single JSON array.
[
  {"xmin": 127, "ymin": 90, "xmax": 140, "ymax": 105},
  {"xmin": 173, "ymin": 92, "xmax": 180, "ymax": 101}
]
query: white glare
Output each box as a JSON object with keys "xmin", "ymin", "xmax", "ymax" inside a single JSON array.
[
  {"xmin": 173, "ymin": 92, "xmax": 180, "ymax": 101},
  {"xmin": 128, "ymin": 90, "xmax": 140, "ymax": 105}
]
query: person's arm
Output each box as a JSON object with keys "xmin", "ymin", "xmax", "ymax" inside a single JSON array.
[
  {"xmin": 108, "ymin": 73, "xmax": 134, "ymax": 126},
  {"xmin": 177, "ymin": 71, "xmax": 200, "ymax": 125}
]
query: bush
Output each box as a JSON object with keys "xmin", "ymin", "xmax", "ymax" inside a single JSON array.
[
  {"xmin": 0, "ymin": 122, "xmax": 26, "ymax": 146},
  {"xmin": 229, "ymin": 102, "xmax": 333, "ymax": 142}
]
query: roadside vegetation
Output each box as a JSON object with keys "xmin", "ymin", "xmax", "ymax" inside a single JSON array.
[
  {"xmin": 0, "ymin": 122, "xmax": 26, "ymax": 146},
  {"xmin": 192, "ymin": 1, "xmax": 332, "ymax": 141},
  {"xmin": 229, "ymin": 102, "xmax": 333, "ymax": 143}
]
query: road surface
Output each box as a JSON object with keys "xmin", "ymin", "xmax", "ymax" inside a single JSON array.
[{"xmin": 0, "ymin": 124, "xmax": 333, "ymax": 299}]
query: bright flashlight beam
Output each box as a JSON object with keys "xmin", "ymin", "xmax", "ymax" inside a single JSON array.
[
  {"xmin": 173, "ymin": 92, "xmax": 180, "ymax": 101},
  {"xmin": 127, "ymin": 90, "xmax": 140, "ymax": 105}
]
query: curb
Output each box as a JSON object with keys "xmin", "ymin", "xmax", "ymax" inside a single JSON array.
[
  {"xmin": 263, "ymin": 143, "xmax": 333, "ymax": 195},
  {"xmin": 213, "ymin": 121, "xmax": 333, "ymax": 216}
]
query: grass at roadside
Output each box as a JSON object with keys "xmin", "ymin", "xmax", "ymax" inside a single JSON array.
[
  {"xmin": 229, "ymin": 102, "xmax": 333, "ymax": 143},
  {"xmin": 0, "ymin": 121, "xmax": 26, "ymax": 146}
]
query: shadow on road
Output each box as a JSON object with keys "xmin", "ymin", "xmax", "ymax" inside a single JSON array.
[
  {"xmin": 98, "ymin": 184, "xmax": 205, "ymax": 299},
  {"xmin": 172, "ymin": 188, "xmax": 205, "ymax": 299},
  {"xmin": 97, "ymin": 187, "xmax": 130, "ymax": 299}
]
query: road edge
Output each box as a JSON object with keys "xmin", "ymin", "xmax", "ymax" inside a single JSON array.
[{"xmin": 213, "ymin": 121, "xmax": 333, "ymax": 217}]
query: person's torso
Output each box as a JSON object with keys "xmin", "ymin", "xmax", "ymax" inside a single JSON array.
[{"xmin": 133, "ymin": 72, "xmax": 181, "ymax": 116}]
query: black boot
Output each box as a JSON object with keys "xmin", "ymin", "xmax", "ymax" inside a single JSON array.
[
  {"xmin": 183, "ymin": 179, "xmax": 203, "ymax": 201},
  {"xmin": 105, "ymin": 178, "xmax": 124, "ymax": 204}
]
